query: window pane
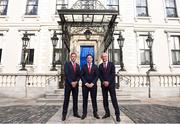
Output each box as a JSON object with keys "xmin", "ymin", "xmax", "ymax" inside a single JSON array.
[
  {"xmin": 171, "ymin": 36, "xmax": 180, "ymax": 49},
  {"xmin": 136, "ymin": 0, "xmax": 147, "ymax": 6},
  {"xmin": 27, "ymin": 0, "xmax": 38, "ymax": 5},
  {"xmin": 139, "ymin": 35, "xmax": 148, "ymax": 49},
  {"xmin": 166, "ymin": 8, "xmax": 177, "ymax": 17},
  {"xmin": 114, "ymin": 49, "xmax": 120, "ymax": 65},
  {"xmin": 172, "ymin": 50, "xmax": 180, "ymax": 65},
  {"xmin": 0, "ymin": 0, "xmax": 8, "ymax": 15},
  {"xmin": 56, "ymin": 0, "xmax": 68, "ymax": 11},
  {"xmin": 107, "ymin": 0, "xmax": 118, "ymax": 5},
  {"xmin": 55, "ymin": 49, "xmax": 62, "ymax": 64},
  {"xmin": 174, "ymin": 37, "xmax": 180, "ymax": 49},
  {"xmin": 0, "ymin": 0, "xmax": 8, "ymax": 5},
  {"xmin": 26, "ymin": 49, "xmax": 34, "ymax": 65},
  {"xmin": 140, "ymin": 50, "xmax": 150, "ymax": 65},
  {"xmin": 166, "ymin": 0, "xmax": 176, "ymax": 7},
  {"xmin": 108, "ymin": 49, "xmax": 120, "ymax": 65},
  {"xmin": 26, "ymin": 5, "xmax": 38, "ymax": 15},
  {"xmin": 26, "ymin": 0, "xmax": 38, "ymax": 15},
  {"xmin": 136, "ymin": 7, "xmax": 148, "ymax": 16}
]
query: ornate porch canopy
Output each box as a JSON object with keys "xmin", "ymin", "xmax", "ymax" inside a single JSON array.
[{"xmin": 57, "ymin": 0, "xmax": 119, "ymax": 52}]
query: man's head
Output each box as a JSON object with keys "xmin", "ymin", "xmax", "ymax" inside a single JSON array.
[
  {"xmin": 101, "ymin": 52, "xmax": 108, "ymax": 62},
  {"xmin": 86, "ymin": 54, "xmax": 93, "ymax": 64},
  {"xmin": 70, "ymin": 52, "xmax": 77, "ymax": 62}
]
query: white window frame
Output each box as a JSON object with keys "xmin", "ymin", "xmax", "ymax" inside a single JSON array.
[
  {"xmin": 165, "ymin": 31, "xmax": 180, "ymax": 69},
  {"xmin": 48, "ymin": 29, "xmax": 62, "ymax": 69},
  {"xmin": 135, "ymin": 30, "xmax": 156, "ymax": 71},
  {"xmin": 134, "ymin": 0, "xmax": 152, "ymax": 22},
  {"xmin": 17, "ymin": 30, "xmax": 39, "ymax": 72},
  {"xmin": 163, "ymin": 0, "xmax": 180, "ymax": 23}
]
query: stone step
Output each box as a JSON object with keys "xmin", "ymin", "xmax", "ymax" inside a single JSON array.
[
  {"xmin": 37, "ymin": 97, "xmax": 141, "ymax": 104},
  {"xmin": 45, "ymin": 93, "xmax": 133, "ymax": 99},
  {"xmin": 54, "ymin": 89, "xmax": 126, "ymax": 95}
]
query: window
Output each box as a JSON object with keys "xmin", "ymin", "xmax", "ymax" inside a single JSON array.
[
  {"xmin": 25, "ymin": 49, "xmax": 34, "ymax": 65},
  {"xmin": 0, "ymin": 49, "xmax": 1, "ymax": 63},
  {"xmin": 136, "ymin": 0, "xmax": 148, "ymax": 16},
  {"xmin": 139, "ymin": 35, "xmax": 150, "ymax": 65},
  {"xmin": 106, "ymin": 0, "xmax": 118, "ymax": 10},
  {"xmin": 56, "ymin": 0, "xmax": 68, "ymax": 14},
  {"xmin": 25, "ymin": 0, "xmax": 38, "ymax": 15},
  {"xmin": 165, "ymin": 0, "xmax": 177, "ymax": 17},
  {"xmin": 0, "ymin": 0, "xmax": 8, "ymax": 15},
  {"xmin": 108, "ymin": 49, "xmax": 120, "ymax": 65},
  {"xmin": 170, "ymin": 36, "xmax": 180, "ymax": 65}
]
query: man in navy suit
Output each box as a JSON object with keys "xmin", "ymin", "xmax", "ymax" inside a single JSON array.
[
  {"xmin": 81, "ymin": 54, "xmax": 100, "ymax": 119},
  {"xmin": 62, "ymin": 52, "xmax": 81, "ymax": 121},
  {"xmin": 99, "ymin": 53, "xmax": 120, "ymax": 122}
]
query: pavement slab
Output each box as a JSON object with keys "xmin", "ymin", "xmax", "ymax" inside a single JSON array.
[{"xmin": 120, "ymin": 104, "xmax": 180, "ymax": 123}]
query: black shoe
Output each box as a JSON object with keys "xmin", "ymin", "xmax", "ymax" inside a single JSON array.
[
  {"xmin": 81, "ymin": 114, "xmax": 86, "ymax": 120},
  {"xmin": 94, "ymin": 113, "xmax": 100, "ymax": 119},
  {"xmin": 116, "ymin": 116, "xmax": 121, "ymax": 122},
  {"xmin": 74, "ymin": 114, "xmax": 81, "ymax": 118},
  {"xmin": 61, "ymin": 115, "xmax": 66, "ymax": 121},
  {"xmin": 102, "ymin": 113, "xmax": 110, "ymax": 119}
]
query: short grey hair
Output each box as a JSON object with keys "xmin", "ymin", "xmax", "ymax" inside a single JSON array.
[{"xmin": 101, "ymin": 52, "xmax": 108, "ymax": 58}]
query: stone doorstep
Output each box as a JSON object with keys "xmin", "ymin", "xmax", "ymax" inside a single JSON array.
[
  {"xmin": 37, "ymin": 96, "xmax": 141, "ymax": 104},
  {"xmin": 54, "ymin": 89, "xmax": 127, "ymax": 95},
  {"xmin": 54, "ymin": 88, "xmax": 123, "ymax": 93},
  {"xmin": 45, "ymin": 93, "xmax": 133, "ymax": 99}
]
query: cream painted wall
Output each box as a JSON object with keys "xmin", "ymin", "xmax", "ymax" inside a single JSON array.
[{"xmin": 0, "ymin": 0, "xmax": 180, "ymax": 74}]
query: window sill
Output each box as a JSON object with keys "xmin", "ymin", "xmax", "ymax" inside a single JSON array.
[
  {"xmin": 170, "ymin": 65, "xmax": 180, "ymax": 68},
  {"xmin": 138, "ymin": 65, "xmax": 150, "ymax": 68},
  {"xmin": 0, "ymin": 64, "xmax": 4, "ymax": 67},
  {"xmin": 17, "ymin": 65, "xmax": 37, "ymax": 72},
  {"xmin": 0, "ymin": 15, "xmax": 9, "ymax": 21},
  {"xmin": 135, "ymin": 16, "xmax": 152, "ymax": 22},
  {"xmin": 0, "ymin": 65, "xmax": 3, "ymax": 72},
  {"xmin": 21, "ymin": 15, "xmax": 40, "ymax": 21},
  {"xmin": 137, "ymin": 64, "xmax": 157, "ymax": 71},
  {"xmin": 51, "ymin": 15, "xmax": 60, "ymax": 21},
  {"xmin": 165, "ymin": 17, "xmax": 180, "ymax": 23}
]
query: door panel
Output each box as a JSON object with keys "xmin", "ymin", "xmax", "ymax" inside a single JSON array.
[{"xmin": 80, "ymin": 46, "xmax": 94, "ymax": 68}]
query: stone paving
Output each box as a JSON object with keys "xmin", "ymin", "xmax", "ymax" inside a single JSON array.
[
  {"xmin": 0, "ymin": 105, "xmax": 60, "ymax": 123},
  {"xmin": 0, "ymin": 96, "xmax": 180, "ymax": 123},
  {"xmin": 120, "ymin": 104, "xmax": 180, "ymax": 123}
]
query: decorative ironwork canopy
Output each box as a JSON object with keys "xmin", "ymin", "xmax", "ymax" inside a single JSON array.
[{"xmin": 57, "ymin": 0, "xmax": 119, "ymax": 52}]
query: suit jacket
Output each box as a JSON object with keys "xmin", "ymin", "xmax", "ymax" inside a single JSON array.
[
  {"xmin": 99, "ymin": 62, "xmax": 115, "ymax": 86},
  {"xmin": 64, "ymin": 61, "xmax": 81, "ymax": 85},
  {"xmin": 81, "ymin": 64, "xmax": 99, "ymax": 86}
]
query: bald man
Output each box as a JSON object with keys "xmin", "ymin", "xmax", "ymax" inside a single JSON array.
[{"xmin": 99, "ymin": 53, "xmax": 120, "ymax": 122}]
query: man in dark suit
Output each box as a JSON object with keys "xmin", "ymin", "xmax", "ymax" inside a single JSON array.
[
  {"xmin": 62, "ymin": 52, "xmax": 81, "ymax": 121},
  {"xmin": 81, "ymin": 54, "xmax": 100, "ymax": 119},
  {"xmin": 99, "ymin": 53, "xmax": 121, "ymax": 122}
]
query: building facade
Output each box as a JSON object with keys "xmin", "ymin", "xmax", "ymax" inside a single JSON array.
[{"xmin": 0, "ymin": 0, "xmax": 180, "ymax": 98}]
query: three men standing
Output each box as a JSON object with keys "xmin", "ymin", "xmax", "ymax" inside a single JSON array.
[{"xmin": 62, "ymin": 52, "xmax": 120, "ymax": 122}]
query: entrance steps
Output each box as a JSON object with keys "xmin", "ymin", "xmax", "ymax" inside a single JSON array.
[{"xmin": 37, "ymin": 88, "xmax": 141, "ymax": 104}]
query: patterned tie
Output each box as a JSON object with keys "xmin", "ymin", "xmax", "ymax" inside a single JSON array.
[{"xmin": 88, "ymin": 63, "xmax": 91, "ymax": 74}]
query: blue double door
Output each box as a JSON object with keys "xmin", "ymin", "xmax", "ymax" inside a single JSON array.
[{"xmin": 80, "ymin": 46, "xmax": 94, "ymax": 68}]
